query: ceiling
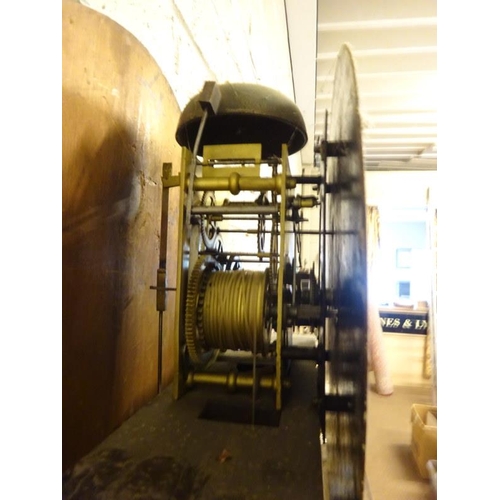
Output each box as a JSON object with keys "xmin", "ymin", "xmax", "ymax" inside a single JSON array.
[{"xmin": 289, "ymin": 0, "xmax": 437, "ymax": 172}]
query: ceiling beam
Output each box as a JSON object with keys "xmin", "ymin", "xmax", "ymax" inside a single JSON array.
[
  {"xmin": 318, "ymin": 17, "xmax": 437, "ymax": 32},
  {"xmin": 317, "ymin": 45, "xmax": 436, "ymax": 60}
]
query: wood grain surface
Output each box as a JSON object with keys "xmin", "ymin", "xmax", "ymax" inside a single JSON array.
[{"xmin": 62, "ymin": 0, "xmax": 181, "ymax": 471}]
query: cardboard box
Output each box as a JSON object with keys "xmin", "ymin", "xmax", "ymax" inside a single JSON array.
[{"xmin": 410, "ymin": 404, "xmax": 437, "ymax": 478}]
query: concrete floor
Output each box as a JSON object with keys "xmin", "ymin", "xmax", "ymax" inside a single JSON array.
[{"xmin": 364, "ymin": 373, "xmax": 436, "ymax": 500}]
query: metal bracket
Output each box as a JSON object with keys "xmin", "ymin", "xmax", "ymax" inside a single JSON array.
[
  {"xmin": 198, "ymin": 80, "xmax": 221, "ymax": 116},
  {"xmin": 314, "ymin": 139, "xmax": 353, "ymax": 165},
  {"xmin": 161, "ymin": 162, "xmax": 180, "ymax": 187}
]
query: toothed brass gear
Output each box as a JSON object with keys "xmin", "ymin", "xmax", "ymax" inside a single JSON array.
[
  {"xmin": 185, "ymin": 255, "xmax": 219, "ymax": 365},
  {"xmin": 199, "ymin": 191, "xmax": 218, "ymax": 250}
]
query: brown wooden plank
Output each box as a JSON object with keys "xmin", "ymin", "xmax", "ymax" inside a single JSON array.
[{"xmin": 62, "ymin": 0, "xmax": 181, "ymax": 471}]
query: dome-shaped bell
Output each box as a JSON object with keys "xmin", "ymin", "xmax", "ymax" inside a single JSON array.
[{"xmin": 175, "ymin": 82, "xmax": 308, "ymax": 158}]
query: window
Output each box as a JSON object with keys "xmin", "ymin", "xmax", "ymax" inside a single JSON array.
[
  {"xmin": 375, "ymin": 208, "xmax": 430, "ymax": 307},
  {"xmin": 398, "ymin": 281, "xmax": 411, "ymax": 298}
]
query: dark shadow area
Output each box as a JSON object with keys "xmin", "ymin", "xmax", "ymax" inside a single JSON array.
[
  {"xmin": 199, "ymin": 397, "xmax": 281, "ymax": 427},
  {"xmin": 62, "ymin": 448, "xmax": 209, "ymax": 500}
]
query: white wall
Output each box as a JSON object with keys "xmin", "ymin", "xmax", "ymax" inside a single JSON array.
[
  {"xmin": 80, "ymin": 0, "xmax": 303, "ymax": 175},
  {"xmin": 81, "ymin": 0, "xmax": 295, "ymax": 110},
  {"xmin": 365, "ymin": 170, "xmax": 436, "ymax": 209},
  {"xmin": 296, "ymin": 169, "xmax": 437, "ymax": 283},
  {"xmin": 379, "ymin": 334, "xmax": 432, "ymax": 388}
]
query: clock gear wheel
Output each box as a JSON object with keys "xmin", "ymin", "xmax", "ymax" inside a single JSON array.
[{"xmin": 184, "ymin": 255, "xmax": 220, "ymax": 366}]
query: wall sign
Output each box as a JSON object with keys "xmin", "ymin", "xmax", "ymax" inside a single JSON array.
[{"xmin": 379, "ymin": 310, "xmax": 428, "ymax": 334}]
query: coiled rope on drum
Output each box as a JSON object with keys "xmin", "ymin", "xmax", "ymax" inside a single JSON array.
[{"xmin": 202, "ymin": 270, "xmax": 269, "ymax": 354}]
